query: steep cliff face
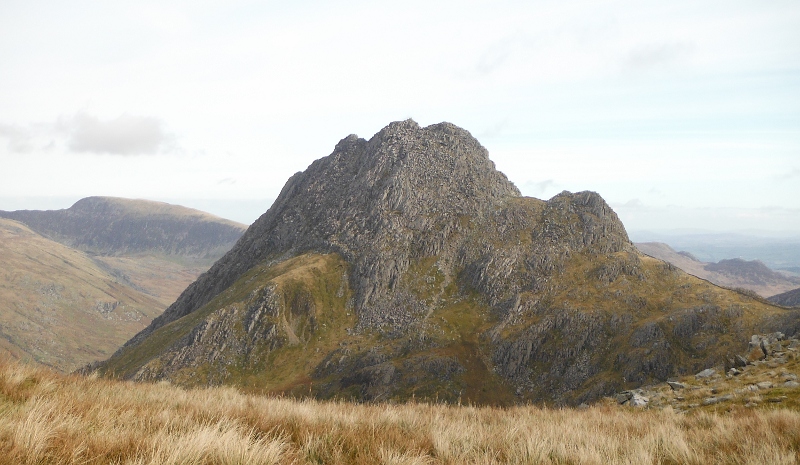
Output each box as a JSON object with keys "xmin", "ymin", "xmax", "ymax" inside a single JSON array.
[
  {"xmin": 98, "ymin": 120, "xmax": 800, "ymax": 406},
  {"xmin": 129, "ymin": 120, "xmax": 521, "ymax": 342}
]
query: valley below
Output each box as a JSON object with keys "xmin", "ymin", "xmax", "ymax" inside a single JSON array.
[
  {"xmin": 635, "ymin": 241, "xmax": 800, "ymax": 299},
  {"xmin": 0, "ymin": 198, "xmax": 246, "ymax": 372}
]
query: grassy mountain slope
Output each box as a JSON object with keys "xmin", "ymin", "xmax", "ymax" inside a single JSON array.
[
  {"xmin": 636, "ymin": 241, "xmax": 800, "ymax": 297},
  {"xmin": 0, "ymin": 218, "xmax": 164, "ymax": 371},
  {"xmin": 3, "ymin": 357, "xmax": 800, "ymax": 464},
  {"xmin": 0, "ymin": 199, "xmax": 247, "ymax": 372},
  {"xmin": 101, "ymin": 205, "xmax": 799, "ymax": 406}
]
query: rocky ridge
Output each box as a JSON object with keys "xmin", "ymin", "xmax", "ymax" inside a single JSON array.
[
  {"xmin": 97, "ymin": 120, "xmax": 800, "ymax": 406},
  {"xmin": 611, "ymin": 332, "xmax": 800, "ymax": 412},
  {"xmin": 125, "ymin": 120, "xmax": 528, "ymax": 344}
]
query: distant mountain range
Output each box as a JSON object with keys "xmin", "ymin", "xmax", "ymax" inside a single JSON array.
[
  {"xmin": 630, "ymin": 231, "xmax": 800, "ymax": 272},
  {"xmin": 635, "ymin": 242, "xmax": 800, "ymax": 298},
  {"xmin": 0, "ymin": 198, "xmax": 246, "ymax": 372},
  {"xmin": 93, "ymin": 120, "xmax": 800, "ymax": 406},
  {"xmin": 0, "ymin": 196, "xmax": 245, "ymax": 258}
]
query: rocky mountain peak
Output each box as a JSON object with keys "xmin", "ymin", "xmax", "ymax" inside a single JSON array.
[
  {"xmin": 128, "ymin": 120, "xmax": 628, "ymax": 344},
  {"xmin": 100, "ymin": 120, "xmax": 800, "ymax": 407}
]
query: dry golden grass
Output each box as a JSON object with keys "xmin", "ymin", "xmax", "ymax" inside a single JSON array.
[
  {"xmin": 2, "ymin": 359, "xmax": 800, "ymax": 464},
  {"xmin": 0, "ymin": 218, "xmax": 168, "ymax": 372}
]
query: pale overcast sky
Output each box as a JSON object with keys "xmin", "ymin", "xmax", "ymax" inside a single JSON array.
[{"xmin": 1, "ymin": 0, "xmax": 798, "ymax": 233}]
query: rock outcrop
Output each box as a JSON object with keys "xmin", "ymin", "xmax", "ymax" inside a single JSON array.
[
  {"xmin": 610, "ymin": 333, "xmax": 800, "ymax": 412},
  {"xmin": 96, "ymin": 120, "xmax": 800, "ymax": 406}
]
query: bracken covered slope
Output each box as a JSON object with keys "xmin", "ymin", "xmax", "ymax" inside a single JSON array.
[{"xmin": 97, "ymin": 120, "xmax": 800, "ymax": 406}]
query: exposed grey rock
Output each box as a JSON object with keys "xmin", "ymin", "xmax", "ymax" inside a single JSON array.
[
  {"xmin": 784, "ymin": 380, "xmax": 800, "ymax": 388},
  {"xmin": 695, "ymin": 368, "xmax": 716, "ymax": 379},
  {"xmin": 734, "ymin": 355, "xmax": 749, "ymax": 368},
  {"xmin": 629, "ymin": 393, "xmax": 649, "ymax": 407},
  {"xmin": 750, "ymin": 333, "xmax": 785, "ymax": 358},
  {"xmin": 124, "ymin": 120, "xmax": 528, "ymax": 342},
  {"xmin": 667, "ymin": 381, "xmax": 687, "ymax": 390},
  {"xmin": 756, "ymin": 381, "xmax": 773, "ymax": 390},
  {"xmin": 703, "ymin": 394, "xmax": 734, "ymax": 405},
  {"xmin": 616, "ymin": 391, "xmax": 633, "ymax": 404}
]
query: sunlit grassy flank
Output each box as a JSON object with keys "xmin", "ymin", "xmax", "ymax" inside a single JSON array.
[{"xmin": 2, "ymin": 359, "xmax": 800, "ymax": 464}]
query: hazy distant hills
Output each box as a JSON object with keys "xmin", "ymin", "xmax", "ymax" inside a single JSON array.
[
  {"xmin": 769, "ymin": 288, "xmax": 800, "ymax": 308},
  {"xmin": 0, "ymin": 196, "xmax": 245, "ymax": 259},
  {"xmin": 631, "ymin": 232, "xmax": 800, "ymax": 272},
  {"xmin": 635, "ymin": 242, "xmax": 800, "ymax": 298},
  {"xmin": 0, "ymin": 198, "xmax": 246, "ymax": 372},
  {"xmin": 96, "ymin": 120, "xmax": 800, "ymax": 406}
]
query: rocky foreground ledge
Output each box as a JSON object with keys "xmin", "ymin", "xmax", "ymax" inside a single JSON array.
[{"xmin": 612, "ymin": 332, "xmax": 800, "ymax": 412}]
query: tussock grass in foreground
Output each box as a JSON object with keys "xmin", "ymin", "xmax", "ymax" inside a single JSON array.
[{"xmin": 1, "ymin": 359, "xmax": 799, "ymax": 464}]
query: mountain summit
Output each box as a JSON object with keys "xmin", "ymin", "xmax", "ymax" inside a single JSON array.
[{"xmin": 98, "ymin": 121, "xmax": 799, "ymax": 406}]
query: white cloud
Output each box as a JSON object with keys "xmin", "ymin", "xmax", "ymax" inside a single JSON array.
[
  {"xmin": 614, "ymin": 203, "xmax": 800, "ymax": 233},
  {"xmin": 67, "ymin": 113, "xmax": 174, "ymax": 156},
  {"xmin": 0, "ymin": 113, "xmax": 176, "ymax": 157},
  {"xmin": 0, "ymin": 123, "xmax": 33, "ymax": 153},
  {"xmin": 777, "ymin": 168, "xmax": 800, "ymax": 181},
  {"xmin": 623, "ymin": 198, "xmax": 645, "ymax": 208},
  {"xmin": 521, "ymin": 179, "xmax": 558, "ymax": 197},
  {"xmin": 626, "ymin": 42, "xmax": 693, "ymax": 70},
  {"xmin": 0, "ymin": 0, "xmax": 798, "ymax": 232}
]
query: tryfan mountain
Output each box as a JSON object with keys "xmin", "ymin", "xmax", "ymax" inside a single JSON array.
[
  {"xmin": 0, "ymin": 198, "xmax": 247, "ymax": 372},
  {"xmin": 95, "ymin": 120, "xmax": 800, "ymax": 406}
]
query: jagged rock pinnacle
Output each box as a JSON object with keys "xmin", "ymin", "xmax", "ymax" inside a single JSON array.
[
  {"xmin": 122, "ymin": 120, "xmax": 631, "ymax": 358},
  {"xmin": 129, "ymin": 120, "xmax": 529, "ymax": 337}
]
